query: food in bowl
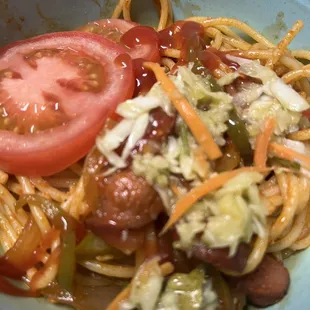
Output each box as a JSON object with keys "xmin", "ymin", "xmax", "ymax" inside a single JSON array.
[{"xmin": 0, "ymin": 0, "xmax": 310, "ymax": 309}]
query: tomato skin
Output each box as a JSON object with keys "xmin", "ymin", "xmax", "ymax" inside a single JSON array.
[
  {"xmin": 0, "ymin": 32, "xmax": 135, "ymax": 176},
  {"xmin": 121, "ymin": 26, "xmax": 160, "ymax": 62}
]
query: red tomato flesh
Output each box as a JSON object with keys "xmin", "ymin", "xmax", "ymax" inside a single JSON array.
[{"xmin": 0, "ymin": 32, "xmax": 135, "ymax": 176}]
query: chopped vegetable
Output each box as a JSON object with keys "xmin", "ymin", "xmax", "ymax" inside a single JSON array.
[
  {"xmin": 127, "ymin": 258, "xmax": 163, "ymax": 310},
  {"xmin": 121, "ymin": 113, "xmax": 149, "ymax": 159},
  {"xmin": 17, "ymin": 195, "xmax": 79, "ymax": 292},
  {"xmin": 197, "ymin": 97, "xmax": 212, "ymax": 111},
  {"xmin": 75, "ymin": 232, "xmax": 115, "ymax": 258},
  {"xmin": 108, "ymin": 259, "xmax": 174, "ymax": 310},
  {"xmin": 234, "ymin": 58, "xmax": 309, "ymax": 112},
  {"xmin": 198, "ymin": 100, "xmax": 233, "ymax": 146},
  {"xmin": 215, "ymin": 141, "xmax": 240, "ymax": 172},
  {"xmin": 157, "ymin": 268, "xmax": 205, "ymax": 310},
  {"xmin": 30, "ymin": 246, "xmax": 61, "ymax": 291},
  {"xmin": 271, "ymin": 157, "xmax": 301, "ymax": 170},
  {"xmin": 254, "ymin": 118, "xmax": 276, "ymax": 168},
  {"xmin": 162, "ymin": 167, "xmax": 269, "ymax": 233},
  {"xmin": 132, "ymin": 134, "xmax": 210, "ymax": 186},
  {"xmin": 282, "ymin": 138, "xmax": 310, "ymax": 155},
  {"xmin": 267, "ymin": 78, "xmax": 309, "ymax": 112},
  {"xmin": 244, "ymin": 94, "xmax": 300, "ymax": 138},
  {"xmin": 144, "ymin": 62, "xmax": 223, "ymax": 160},
  {"xmin": 269, "ymin": 143, "xmax": 310, "ymax": 170},
  {"xmin": 191, "ymin": 61, "xmax": 222, "ymax": 92},
  {"xmin": 0, "ymin": 216, "xmax": 41, "ymax": 278},
  {"xmin": 217, "ymin": 72, "xmax": 240, "ymax": 86},
  {"xmin": 179, "ymin": 123, "xmax": 190, "ymax": 155},
  {"xmin": 57, "ymin": 226, "xmax": 76, "ymax": 292},
  {"xmin": 116, "ymin": 97, "xmax": 162, "ymax": 119},
  {"xmin": 226, "ymin": 109, "xmax": 253, "ymax": 165},
  {"xmin": 176, "ymin": 172, "xmax": 266, "ymax": 254}
]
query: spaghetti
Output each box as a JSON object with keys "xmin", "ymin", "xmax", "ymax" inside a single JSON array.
[{"xmin": 1, "ymin": 0, "xmax": 310, "ymax": 309}]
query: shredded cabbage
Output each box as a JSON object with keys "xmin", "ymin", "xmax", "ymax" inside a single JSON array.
[
  {"xmin": 116, "ymin": 97, "xmax": 162, "ymax": 119},
  {"xmin": 177, "ymin": 67, "xmax": 233, "ymax": 145},
  {"xmin": 121, "ymin": 113, "xmax": 149, "ymax": 159},
  {"xmin": 233, "ymin": 58, "xmax": 309, "ymax": 112},
  {"xmin": 243, "ymin": 94, "xmax": 301, "ymax": 137},
  {"xmin": 198, "ymin": 102, "xmax": 233, "ymax": 146},
  {"xmin": 96, "ymin": 119, "xmax": 134, "ymax": 152},
  {"xmin": 222, "ymin": 57, "xmax": 308, "ymax": 141},
  {"xmin": 217, "ymin": 72, "xmax": 240, "ymax": 86},
  {"xmin": 176, "ymin": 172, "xmax": 266, "ymax": 255},
  {"xmin": 132, "ymin": 135, "xmax": 210, "ymax": 188}
]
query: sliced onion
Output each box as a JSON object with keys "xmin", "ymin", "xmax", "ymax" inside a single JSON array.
[
  {"xmin": 29, "ymin": 246, "xmax": 61, "ymax": 290},
  {"xmin": 0, "ymin": 217, "xmax": 41, "ymax": 278}
]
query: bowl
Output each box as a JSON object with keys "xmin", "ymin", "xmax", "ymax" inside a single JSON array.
[{"xmin": 1, "ymin": 0, "xmax": 310, "ymax": 309}]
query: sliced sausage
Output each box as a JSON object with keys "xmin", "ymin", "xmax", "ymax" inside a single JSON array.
[
  {"xmin": 228, "ymin": 254, "xmax": 290, "ymax": 307},
  {"xmin": 86, "ymin": 169, "xmax": 164, "ymax": 230},
  {"xmin": 191, "ymin": 243, "xmax": 250, "ymax": 273}
]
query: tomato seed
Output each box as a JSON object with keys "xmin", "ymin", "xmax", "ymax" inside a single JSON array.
[
  {"xmin": 3, "ymin": 71, "xmax": 13, "ymax": 78},
  {"xmin": 89, "ymin": 73, "xmax": 98, "ymax": 79},
  {"xmin": 87, "ymin": 80, "xmax": 99, "ymax": 87},
  {"xmin": 3, "ymin": 118, "xmax": 11, "ymax": 126},
  {"xmin": 13, "ymin": 126, "xmax": 20, "ymax": 133}
]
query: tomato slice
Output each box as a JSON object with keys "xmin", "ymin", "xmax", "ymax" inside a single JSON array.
[
  {"xmin": 79, "ymin": 19, "xmax": 160, "ymax": 62},
  {"xmin": 0, "ymin": 32, "xmax": 135, "ymax": 176},
  {"xmin": 77, "ymin": 18, "xmax": 138, "ymax": 42}
]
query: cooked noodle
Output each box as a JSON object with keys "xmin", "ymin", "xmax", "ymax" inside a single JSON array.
[{"xmin": 2, "ymin": 0, "xmax": 310, "ymax": 308}]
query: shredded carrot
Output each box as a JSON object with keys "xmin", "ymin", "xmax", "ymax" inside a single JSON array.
[
  {"xmin": 143, "ymin": 62, "xmax": 222, "ymax": 160},
  {"xmin": 170, "ymin": 183, "xmax": 182, "ymax": 197},
  {"xmin": 254, "ymin": 118, "xmax": 276, "ymax": 168},
  {"xmin": 106, "ymin": 259, "xmax": 174, "ymax": 310},
  {"xmin": 162, "ymin": 166, "xmax": 270, "ymax": 233},
  {"xmin": 269, "ymin": 143, "xmax": 310, "ymax": 170}
]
